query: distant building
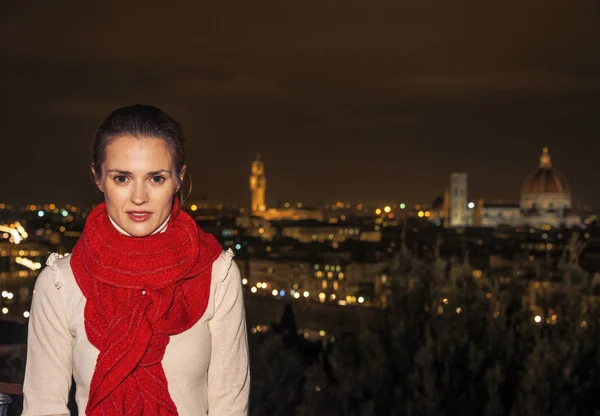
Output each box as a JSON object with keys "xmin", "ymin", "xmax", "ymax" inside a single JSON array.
[
  {"xmin": 519, "ymin": 147, "xmax": 580, "ymax": 228},
  {"xmin": 449, "ymin": 172, "xmax": 468, "ymax": 227},
  {"xmin": 236, "ymin": 253, "xmax": 387, "ymax": 307},
  {"xmin": 247, "ymin": 154, "xmax": 323, "ymax": 221},
  {"xmin": 249, "ymin": 154, "xmax": 267, "ymax": 213},
  {"xmin": 274, "ymin": 221, "xmax": 370, "ymax": 244},
  {"xmin": 443, "ymin": 148, "xmax": 583, "ymax": 229},
  {"xmin": 477, "ymin": 202, "xmax": 521, "ymax": 227}
]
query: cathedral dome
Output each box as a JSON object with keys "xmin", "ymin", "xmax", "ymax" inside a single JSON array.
[{"xmin": 521, "ymin": 148, "xmax": 570, "ymax": 195}]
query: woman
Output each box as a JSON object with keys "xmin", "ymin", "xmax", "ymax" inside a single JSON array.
[{"xmin": 22, "ymin": 105, "xmax": 250, "ymax": 415}]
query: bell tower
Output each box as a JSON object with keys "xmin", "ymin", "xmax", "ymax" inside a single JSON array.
[{"xmin": 250, "ymin": 153, "xmax": 267, "ymax": 213}]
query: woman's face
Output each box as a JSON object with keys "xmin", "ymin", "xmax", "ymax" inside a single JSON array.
[{"xmin": 94, "ymin": 136, "xmax": 183, "ymax": 237}]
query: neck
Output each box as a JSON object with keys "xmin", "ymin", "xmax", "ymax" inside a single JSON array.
[{"xmin": 108, "ymin": 215, "xmax": 170, "ymax": 236}]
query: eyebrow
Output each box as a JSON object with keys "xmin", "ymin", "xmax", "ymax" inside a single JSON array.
[{"xmin": 106, "ymin": 169, "xmax": 172, "ymax": 176}]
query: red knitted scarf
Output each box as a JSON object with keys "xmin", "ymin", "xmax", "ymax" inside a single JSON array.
[{"xmin": 70, "ymin": 199, "xmax": 222, "ymax": 415}]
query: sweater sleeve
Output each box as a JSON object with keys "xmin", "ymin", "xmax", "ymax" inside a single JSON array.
[
  {"xmin": 22, "ymin": 254, "xmax": 74, "ymax": 416},
  {"xmin": 207, "ymin": 254, "xmax": 250, "ymax": 415}
]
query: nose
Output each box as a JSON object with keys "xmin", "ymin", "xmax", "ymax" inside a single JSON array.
[{"xmin": 130, "ymin": 181, "xmax": 149, "ymax": 205}]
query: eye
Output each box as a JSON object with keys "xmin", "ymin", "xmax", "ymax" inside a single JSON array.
[
  {"xmin": 114, "ymin": 175, "xmax": 128, "ymax": 184},
  {"xmin": 151, "ymin": 176, "xmax": 166, "ymax": 184}
]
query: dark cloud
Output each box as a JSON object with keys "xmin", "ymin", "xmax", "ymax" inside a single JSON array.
[{"xmin": 1, "ymin": 0, "xmax": 599, "ymax": 208}]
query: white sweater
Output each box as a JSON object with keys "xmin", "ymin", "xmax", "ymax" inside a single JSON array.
[{"xmin": 22, "ymin": 249, "xmax": 250, "ymax": 415}]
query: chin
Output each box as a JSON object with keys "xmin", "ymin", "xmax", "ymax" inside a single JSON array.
[
  {"xmin": 117, "ymin": 217, "xmax": 161, "ymax": 237},
  {"xmin": 127, "ymin": 229, "xmax": 154, "ymax": 238},
  {"xmin": 126, "ymin": 224, "xmax": 159, "ymax": 237}
]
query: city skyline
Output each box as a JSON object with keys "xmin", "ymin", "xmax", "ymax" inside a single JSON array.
[
  {"xmin": 1, "ymin": 146, "xmax": 596, "ymax": 211},
  {"xmin": 1, "ymin": 1, "xmax": 599, "ymax": 207}
]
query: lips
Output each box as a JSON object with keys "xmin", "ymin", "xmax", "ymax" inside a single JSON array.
[{"xmin": 127, "ymin": 211, "xmax": 153, "ymax": 222}]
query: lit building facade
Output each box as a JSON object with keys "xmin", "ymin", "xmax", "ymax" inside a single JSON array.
[{"xmin": 236, "ymin": 255, "xmax": 387, "ymax": 307}]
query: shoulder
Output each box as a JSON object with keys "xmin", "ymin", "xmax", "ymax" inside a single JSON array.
[
  {"xmin": 34, "ymin": 253, "xmax": 78, "ymax": 299},
  {"xmin": 211, "ymin": 248, "xmax": 241, "ymax": 284},
  {"xmin": 35, "ymin": 253, "xmax": 70, "ymax": 289}
]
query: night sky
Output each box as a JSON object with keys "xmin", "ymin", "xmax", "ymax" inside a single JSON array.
[{"xmin": 1, "ymin": 1, "xmax": 599, "ymax": 208}]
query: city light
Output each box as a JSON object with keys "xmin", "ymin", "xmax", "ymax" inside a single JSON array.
[
  {"xmin": 303, "ymin": 291, "xmax": 309, "ymax": 298},
  {"xmin": 375, "ymin": 208, "xmax": 382, "ymax": 215},
  {"xmin": 242, "ymin": 278, "xmax": 248, "ymax": 285},
  {"xmin": 272, "ymin": 289, "xmax": 278, "ymax": 296},
  {"xmin": 190, "ymin": 204, "xmax": 198, "ymax": 211},
  {"xmin": 399, "ymin": 203, "xmax": 406, "ymax": 209},
  {"xmin": 23, "ymin": 311, "xmax": 30, "ymax": 318},
  {"xmin": 534, "ymin": 315, "xmax": 542, "ymax": 323},
  {"xmin": 293, "ymin": 292, "xmax": 300, "ymax": 299},
  {"xmin": 37, "ymin": 210, "xmax": 45, "ymax": 217},
  {"xmin": 358, "ymin": 296, "xmax": 364, "ymax": 304},
  {"xmin": 1, "ymin": 307, "xmax": 7, "ymax": 315},
  {"xmin": 0, "ymin": 225, "xmax": 23, "ymax": 244},
  {"xmin": 250, "ymin": 287, "xmax": 257, "ymax": 293},
  {"xmin": 15, "ymin": 256, "xmax": 42, "ymax": 271},
  {"xmin": 384, "ymin": 206, "xmax": 391, "ymax": 213},
  {"xmin": 468, "ymin": 201, "xmax": 475, "ymax": 209}
]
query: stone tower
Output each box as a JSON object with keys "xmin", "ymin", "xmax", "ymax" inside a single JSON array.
[
  {"xmin": 450, "ymin": 172, "xmax": 468, "ymax": 227},
  {"xmin": 250, "ymin": 154, "xmax": 267, "ymax": 213}
]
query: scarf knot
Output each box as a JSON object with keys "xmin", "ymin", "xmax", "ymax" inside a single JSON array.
[{"xmin": 71, "ymin": 199, "xmax": 222, "ymax": 415}]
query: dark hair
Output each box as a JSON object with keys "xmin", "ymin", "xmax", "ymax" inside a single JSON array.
[{"xmin": 92, "ymin": 104, "xmax": 192, "ymax": 204}]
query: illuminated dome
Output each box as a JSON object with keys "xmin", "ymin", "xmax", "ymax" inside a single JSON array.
[
  {"xmin": 521, "ymin": 148, "xmax": 570, "ymax": 195},
  {"xmin": 520, "ymin": 147, "xmax": 571, "ymax": 212}
]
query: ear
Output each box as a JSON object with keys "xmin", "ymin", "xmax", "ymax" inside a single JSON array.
[
  {"xmin": 177, "ymin": 165, "xmax": 187, "ymax": 191},
  {"xmin": 91, "ymin": 164, "xmax": 103, "ymax": 193}
]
